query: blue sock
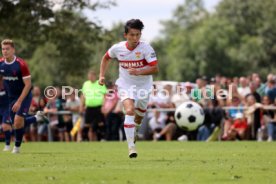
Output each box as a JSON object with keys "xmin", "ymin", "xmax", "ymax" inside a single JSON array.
[
  {"xmin": 25, "ymin": 116, "xmax": 37, "ymax": 127},
  {"xmin": 4, "ymin": 130, "xmax": 11, "ymax": 146},
  {"xmin": 14, "ymin": 128, "xmax": 25, "ymax": 147}
]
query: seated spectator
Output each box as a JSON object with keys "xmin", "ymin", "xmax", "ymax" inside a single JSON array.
[
  {"xmin": 152, "ymin": 108, "xmax": 178, "ymax": 141},
  {"xmin": 150, "ymin": 109, "xmax": 167, "ymax": 140},
  {"xmin": 197, "ymin": 99, "xmax": 224, "ymax": 141},
  {"xmin": 258, "ymin": 96, "xmax": 276, "ymax": 141},
  {"xmin": 222, "ymin": 96, "xmax": 243, "ymax": 140},
  {"xmin": 227, "ymin": 112, "xmax": 248, "ymax": 140}
]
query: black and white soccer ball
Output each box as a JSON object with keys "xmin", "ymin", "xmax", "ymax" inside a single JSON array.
[{"xmin": 174, "ymin": 101, "xmax": 205, "ymax": 131}]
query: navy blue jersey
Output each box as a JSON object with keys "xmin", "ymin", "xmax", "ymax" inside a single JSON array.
[
  {"xmin": 0, "ymin": 57, "xmax": 31, "ymax": 98},
  {"xmin": 0, "ymin": 86, "xmax": 9, "ymax": 106}
]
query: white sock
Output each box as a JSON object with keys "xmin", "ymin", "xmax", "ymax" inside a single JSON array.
[{"xmin": 124, "ymin": 115, "xmax": 135, "ymax": 148}]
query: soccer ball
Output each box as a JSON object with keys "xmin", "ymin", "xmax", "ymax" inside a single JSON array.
[{"xmin": 174, "ymin": 101, "xmax": 205, "ymax": 131}]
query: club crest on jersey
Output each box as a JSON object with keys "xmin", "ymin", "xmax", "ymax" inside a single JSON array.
[{"xmin": 135, "ymin": 52, "xmax": 141, "ymax": 59}]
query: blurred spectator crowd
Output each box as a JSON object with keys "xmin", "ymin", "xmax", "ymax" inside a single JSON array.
[{"xmin": 1, "ymin": 72, "xmax": 276, "ymax": 142}]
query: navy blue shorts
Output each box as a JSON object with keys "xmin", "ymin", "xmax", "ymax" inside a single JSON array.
[
  {"xmin": 9, "ymin": 93, "xmax": 32, "ymax": 123},
  {"xmin": 0, "ymin": 104, "xmax": 11, "ymax": 124}
]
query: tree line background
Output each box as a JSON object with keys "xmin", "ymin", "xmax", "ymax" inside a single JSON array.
[{"xmin": 1, "ymin": 0, "xmax": 276, "ymax": 88}]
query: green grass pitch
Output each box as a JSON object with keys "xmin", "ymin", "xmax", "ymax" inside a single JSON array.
[{"xmin": 1, "ymin": 142, "xmax": 276, "ymax": 184}]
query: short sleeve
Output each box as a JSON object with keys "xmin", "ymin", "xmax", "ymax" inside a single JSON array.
[
  {"xmin": 106, "ymin": 44, "xmax": 118, "ymax": 59},
  {"xmin": 18, "ymin": 60, "xmax": 31, "ymax": 79},
  {"xmin": 144, "ymin": 44, "xmax": 158, "ymax": 66}
]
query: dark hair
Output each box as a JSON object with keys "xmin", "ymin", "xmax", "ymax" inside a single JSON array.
[{"xmin": 124, "ymin": 19, "xmax": 144, "ymax": 34}]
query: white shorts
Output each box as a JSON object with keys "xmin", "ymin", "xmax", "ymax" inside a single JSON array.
[{"xmin": 117, "ymin": 86, "xmax": 151, "ymax": 116}]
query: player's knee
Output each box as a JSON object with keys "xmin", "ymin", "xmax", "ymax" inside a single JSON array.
[
  {"xmin": 134, "ymin": 115, "xmax": 143, "ymax": 124},
  {"xmin": 124, "ymin": 107, "xmax": 135, "ymax": 116},
  {"xmin": 14, "ymin": 116, "xmax": 24, "ymax": 129},
  {"xmin": 2, "ymin": 123, "xmax": 11, "ymax": 131}
]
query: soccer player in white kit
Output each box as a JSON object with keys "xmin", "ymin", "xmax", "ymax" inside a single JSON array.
[{"xmin": 99, "ymin": 19, "xmax": 159, "ymax": 158}]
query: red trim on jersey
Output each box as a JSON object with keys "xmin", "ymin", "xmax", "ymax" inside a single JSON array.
[
  {"xmin": 124, "ymin": 124, "xmax": 135, "ymax": 128},
  {"xmin": 125, "ymin": 42, "xmax": 140, "ymax": 51},
  {"xmin": 119, "ymin": 59, "xmax": 149, "ymax": 69},
  {"xmin": 105, "ymin": 52, "xmax": 111, "ymax": 59},
  {"xmin": 148, "ymin": 60, "xmax": 158, "ymax": 66},
  {"xmin": 135, "ymin": 108, "xmax": 147, "ymax": 113},
  {"xmin": 16, "ymin": 58, "xmax": 30, "ymax": 77}
]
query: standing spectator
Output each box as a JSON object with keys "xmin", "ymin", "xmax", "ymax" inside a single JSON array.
[
  {"xmin": 28, "ymin": 86, "xmax": 47, "ymax": 141},
  {"xmin": 64, "ymin": 90, "xmax": 80, "ymax": 141},
  {"xmin": 254, "ymin": 76, "xmax": 266, "ymax": 97},
  {"xmin": 265, "ymin": 78, "xmax": 276, "ymax": 103},
  {"xmin": 244, "ymin": 94, "xmax": 262, "ymax": 139},
  {"xmin": 249, "ymin": 82, "xmax": 261, "ymax": 103},
  {"xmin": 101, "ymin": 83, "xmax": 121, "ymax": 141},
  {"xmin": 192, "ymin": 77, "xmax": 209, "ymax": 102},
  {"xmin": 44, "ymin": 91, "xmax": 61, "ymax": 141},
  {"xmin": 264, "ymin": 73, "xmax": 275, "ymax": 94},
  {"xmin": 238, "ymin": 77, "xmax": 251, "ymax": 97},
  {"xmin": 171, "ymin": 82, "xmax": 192, "ymax": 107},
  {"xmin": 80, "ymin": 70, "xmax": 107, "ymax": 141},
  {"xmin": 43, "ymin": 87, "xmax": 66, "ymax": 141}
]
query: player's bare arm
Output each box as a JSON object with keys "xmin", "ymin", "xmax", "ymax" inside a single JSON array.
[
  {"xmin": 12, "ymin": 77, "xmax": 32, "ymax": 112},
  {"xmin": 128, "ymin": 65, "xmax": 159, "ymax": 76},
  {"xmin": 99, "ymin": 54, "xmax": 111, "ymax": 85},
  {"xmin": 79, "ymin": 94, "xmax": 86, "ymax": 113}
]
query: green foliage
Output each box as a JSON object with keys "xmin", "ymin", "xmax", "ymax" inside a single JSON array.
[
  {"xmin": 0, "ymin": 0, "xmax": 116, "ymax": 87},
  {"xmin": 2, "ymin": 0, "xmax": 276, "ymax": 85},
  {"xmin": 154, "ymin": 0, "xmax": 276, "ymax": 81},
  {"xmin": 89, "ymin": 22, "xmax": 125, "ymax": 84}
]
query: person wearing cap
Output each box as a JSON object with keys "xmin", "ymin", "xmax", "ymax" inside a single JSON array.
[{"xmin": 227, "ymin": 112, "xmax": 248, "ymax": 140}]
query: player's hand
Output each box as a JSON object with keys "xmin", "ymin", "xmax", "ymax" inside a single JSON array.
[
  {"xmin": 12, "ymin": 101, "xmax": 22, "ymax": 113},
  {"xmin": 98, "ymin": 77, "xmax": 105, "ymax": 85},
  {"xmin": 128, "ymin": 68, "xmax": 139, "ymax": 75}
]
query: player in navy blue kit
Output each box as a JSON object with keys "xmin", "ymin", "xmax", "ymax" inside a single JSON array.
[
  {"xmin": 0, "ymin": 39, "xmax": 46, "ymax": 153},
  {"xmin": 0, "ymin": 77, "xmax": 12, "ymax": 151}
]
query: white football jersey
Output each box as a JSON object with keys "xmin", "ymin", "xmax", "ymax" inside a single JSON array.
[{"xmin": 106, "ymin": 41, "xmax": 158, "ymax": 90}]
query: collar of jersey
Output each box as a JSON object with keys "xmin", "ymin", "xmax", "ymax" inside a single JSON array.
[
  {"xmin": 125, "ymin": 41, "xmax": 140, "ymax": 51},
  {"xmin": 4, "ymin": 56, "xmax": 16, "ymax": 65}
]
